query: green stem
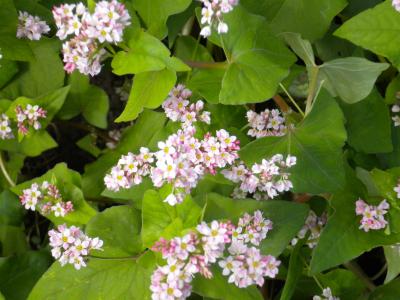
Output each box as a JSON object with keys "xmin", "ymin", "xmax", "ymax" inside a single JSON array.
[
  {"xmin": 344, "ymin": 261, "xmax": 376, "ymax": 291},
  {"xmin": 279, "ymin": 83, "xmax": 305, "ymax": 117},
  {"xmin": 105, "ymin": 43, "xmax": 116, "ymax": 55},
  {"xmin": 219, "ymin": 35, "xmax": 230, "ymax": 63},
  {"xmin": 185, "ymin": 35, "xmax": 202, "ymax": 83},
  {"xmin": 305, "ymin": 66, "xmax": 320, "ymax": 116},
  {"xmin": 184, "ymin": 61, "xmax": 227, "ymax": 69},
  {"xmin": 0, "ymin": 152, "xmax": 15, "ymax": 187}
]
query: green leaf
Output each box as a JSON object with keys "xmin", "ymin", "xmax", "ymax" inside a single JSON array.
[
  {"xmin": 132, "ymin": 0, "xmax": 191, "ymax": 39},
  {"xmin": 115, "ymin": 68, "xmax": 176, "ymax": 122},
  {"xmin": 86, "ymin": 206, "xmax": 142, "ymax": 257},
  {"xmin": 240, "ymin": 89, "xmax": 347, "ymax": 194},
  {"xmin": 319, "ymin": 57, "xmax": 389, "ymax": 103},
  {"xmin": 310, "ymin": 168, "xmax": 400, "ymax": 274},
  {"xmin": 197, "ymin": 193, "xmax": 308, "ymax": 256},
  {"xmin": 280, "ymin": 238, "xmax": 307, "ymax": 300},
  {"xmin": 378, "ymin": 126, "xmax": 400, "ymax": 168},
  {"xmin": 335, "ymin": 1, "xmax": 400, "ymax": 68},
  {"xmin": 0, "ymin": 190, "xmax": 23, "ymax": 226},
  {"xmin": 340, "ymin": 89, "xmax": 392, "ymax": 153},
  {"xmin": 58, "ymin": 72, "xmax": 109, "ymax": 129},
  {"xmin": 112, "ymin": 29, "xmax": 169, "ymax": 75},
  {"xmin": 28, "ymin": 252, "xmax": 157, "ymax": 300},
  {"xmin": 317, "ymin": 269, "xmax": 366, "ymax": 300},
  {"xmin": 281, "ymin": 32, "xmax": 316, "ymax": 67},
  {"xmin": 76, "ymin": 134, "xmax": 101, "ymax": 157},
  {"xmin": 192, "ymin": 267, "xmax": 263, "ymax": 300},
  {"xmin": 0, "ymin": 59, "xmax": 18, "ymax": 89},
  {"xmin": 384, "ymin": 245, "xmax": 400, "ymax": 283},
  {"xmin": 141, "ymin": 190, "xmax": 202, "ymax": 248},
  {"xmin": 11, "ymin": 163, "xmax": 96, "ymax": 226},
  {"xmin": 0, "ymin": 225, "xmax": 27, "ymax": 256},
  {"xmin": 242, "ymin": 0, "xmax": 347, "ymax": 41},
  {"xmin": 0, "ymin": 0, "xmax": 34, "ymax": 61},
  {"xmin": 369, "ymin": 278, "xmax": 400, "ymax": 300},
  {"xmin": 0, "ymin": 38, "xmax": 64, "ymax": 98},
  {"xmin": 188, "ymin": 69, "xmax": 225, "ymax": 104},
  {"xmin": 0, "ymin": 250, "xmax": 52, "ymax": 300},
  {"xmin": 220, "ymin": 23, "xmax": 296, "ymax": 104}
]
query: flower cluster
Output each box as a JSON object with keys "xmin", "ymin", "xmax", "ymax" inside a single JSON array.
[
  {"xmin": 150, "ymin": 211, "xmax": 279, "ymax": 300},
  {"xmin": 392, "ymin": 104, "xmax": 400, "ymax": 127},
  {"xmin": 0, "ymin": 114, "xmax": 13, "ymax": 140},
  {"xmin": 355, "ymin": 199, "xmax": 389, "ymax": 232},
  {"xmin": 222, "ymin": 154, "xmax": 297, "ymax": 200},
  {"xmin": 393, "ymin": 0, "xmax": 400, "ymax": 12},
  {"xmin": 313, "ymin": 287, "xmax": 340, "ymax": 300},
  {"xmin": 19, "ymin": 181, "xmax": 73, "ymax": 217},
  {"xmin": 53, "ymin": 1, "xmax": 130, "ymax": 75},
  {"xmin": 48, "ymin": 224, "xmax": 103, "ymax": 269},
  {"xmin": 246, "ymin": 109, "xmax": 287, "ymax": 138},
  {"xmin": 17, "ymin": 11, "xmax": 50, "ymax": 40},
  {"xmin": 16, "ymin": 104, "xmax": 47, "ymax": 135},
  {"xmin": 199, "ymin": 0, "xmax": 239, "ymax": 37},
  {"xmin": 105, "ymin": 125, "xmax": 239, "ymax": 205},
  {"xmin": 162, "ymin": 84, "xmax": 211, "ymax": 126},
  {"xmin": 291, "ymin": 211, "xmax": 327, "ymax": 249}
]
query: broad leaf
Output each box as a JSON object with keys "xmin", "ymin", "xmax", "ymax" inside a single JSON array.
[
  {"xmin": 319, "ymin": 57, "xmax": 388, "ymax": 104},
  {"xmin": 86, "ymin": 206, "xmax": 143, "ymax": 257},
  {"xmin": 384, "ymin": 245, "xmax": 400, "ymax": 283},
  {"xmin": 115, "ymin": 68, "xmax": 176, "ymax": 122},
  {"xmin": 240, "ymin": 89, "xmax": 347, "ymax": 194},
  {"xmin": 340, "ymin": 89, "xmax": 392, "ymax": 153},
  {"xmin": 28, "ymin": 252, "xmax": 157, "ymax": 300},
  {"xmin": 310, "ymin": 168, "xmax": 400, "ymax": 274},
  {"xmin": 335, "ymin": 1, "xmax": 400, "ymax": 68},
  {"xmin": 369, "ymin": 278, "xmax": 400, "ymax": 300}
]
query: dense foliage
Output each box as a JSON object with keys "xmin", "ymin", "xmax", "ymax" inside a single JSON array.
[{"xmin": 2, "ymin": 0, "xmax": 400, "ymax": 299}]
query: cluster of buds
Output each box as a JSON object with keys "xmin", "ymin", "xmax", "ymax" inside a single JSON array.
[
  {"xmin": 48, "ymin": 224, "xmax": 103, "ymax": 270},
  {"xmin": 355, "ymin": 199, "xmax": 389, "ymax": 232},
  {"xmin": 0, "ymin": 114, "xmax": 13, "ymax": 140},
  {"xmin": 313, "ymin": 287, "xmax": 340, "ymax": 300},
  {"xmin": 199, "ymin": 0, "xmax": 239, "ymax": 37},
  {"xmin": 115, "ymin": 79, "xmax": 132, "ymax": 102},
  {"xmin": 162, "ymin": 84, "xmax": 211, "ymax": 126},
  {"xmin": 19, "ymin": 181, "xmax": 73, "ymax": 217},
  {"xmin": 17, "ymin": 11, "xmax": 50, "ymax": 40},
  {"xmin": 222, "ymin": 154, "xmax": 297, "ymax": 201},
  {"xmin": 291, "ymin": 211, "xmax": 327, "ymax": 249},
  {"xmin": 105, "ymin": 86, "xmax": 239, "ymax": 206},
  {"xmin": 393, "ymin": 0, "xmax": 400, "ymax": 12},
  {"xmin": 15, "ymin": 104, "xmax": 47, "ymax": 135},
  {"xmin": 246, "ymin": 109, "xmax": 287, "ymax": 139},
  {"xmin": 392, "ymin": 104, "xmax": 400, "ymax": 127},
  {"xmin": 52, "ymin": 1, "xmax": 130, "ymax": 75},
  {"xmin": 150, "ymin": 210, "xmax": 279, "ymax": 300}
]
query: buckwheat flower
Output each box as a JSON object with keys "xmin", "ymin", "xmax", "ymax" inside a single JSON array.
[
  {"xmin": 0, "ymin": 114, "xmax": 13, "ymax": 140},
  {"xmin": 48, "ymin": 224, "xmax": 103, "ymax": 270},
  {"xmin": 223, "ymin": 155, "xmax": 296, "ymax": 200},
  {"xmin": 15, "ymin": 104, "xmax": 47, "ymax": 135},
  {"xmin": 19, "ymin": 181, "xmax": 74, "ymax": 217},
  {"xmin": 106, "ymin": 129, "xmax": 122, "ymax": 149},
  {"xmin": 313, "ymin": 287, "xmax": 340, "ymax": 300},
  {"xmin": 246, "ymin": 109, "xmax": 287, "ymax": 138},
  {"xmin": 198, "ymin": 0, "xmax": 238, "ymax": 37},
  {"xmin": 393, "ymin": 0, "xmax": 400, "ymax": 12},
  {"xmin": 291, "ymin": 211, "xmax": 327, "ymax": 249},
  {"xmin": 17, "ymin": 11, "xmax": 50, "ymax": 40},
  {"xmin": 355, "ymin": 199, "xmax": 389, "ymax": 232},
  {"xmin": 162, "ymin": 85, "xmax": 211, "ymax": 126},
  {"xmin": 392, "ymin": 104, "xmax": 400, "ymax": 126}
]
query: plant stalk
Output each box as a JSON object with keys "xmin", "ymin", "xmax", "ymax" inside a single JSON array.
[
  {"xmin": 305, "ymin": 66, "xmax": 320, "ymax": 116},
  {"xmin": 0, "ymin": 152, "xmax": 15, "ymax": 187}
]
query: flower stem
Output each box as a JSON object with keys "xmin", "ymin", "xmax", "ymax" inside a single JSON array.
[
  {"xmin": 305, "ymin": 66, "xmax": 320, "ymax": 116},
  {"xmin": 0, "ymin": 152, "xmax": 15, "ymax": 187},
  {"xmin": 344, "ymin": 261, "xmax": 376, "ymax": 291},
  {"xmin": 279, "ymin": 83, "xmax": 305, "ymax": 117}
]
